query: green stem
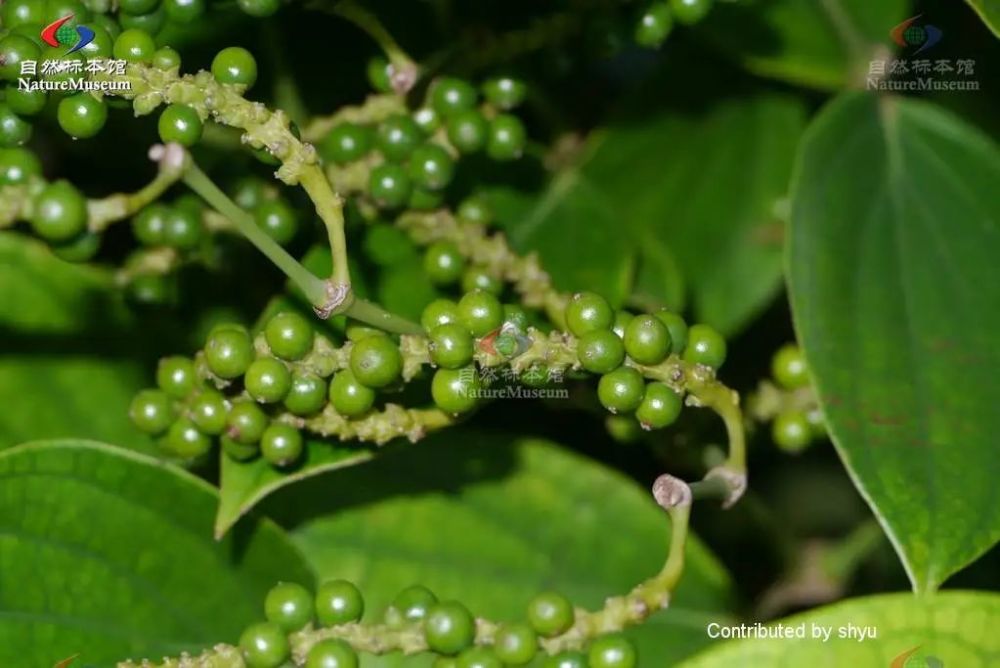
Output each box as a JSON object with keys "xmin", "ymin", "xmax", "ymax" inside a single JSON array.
[
  {"xmin": 334, "ymin": 0, "xmax": 416, "ymax": 78},
  {"xmin": 823, "ymin": 520, "xmax": 885, "ymax": 583},
  {"xmin": 88, "ymin": 161, "xmax": 184, "ymax": 232},
  {"xmin": 181, "ymin": 161, "xmax": 329, "ymax": 309},
  {"xmin": 298, "ymin": 165, "xmax": 352, "ymax": 292},
  {"xmin": 345, "ymin": 297, "xmax": 424, "ymax": 336}
]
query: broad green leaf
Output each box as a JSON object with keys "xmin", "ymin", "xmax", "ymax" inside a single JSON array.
[
  {"xmin": 0, "ymin": 233, "xmax": 152, "ymax": 451},
  {"xmin": 491, "ymin": 94, "xmax": 803, "ymax": 334},
  {"xmin": 266, "ymin": 432, "xmax": 735, "ymax": 666},
  {"xmin": 590, "ymin": 94, "xmax": 804, "ymax": 335},
  {"xmin": 702, "ymin": 0, "xmax": 908, "ymax": 90},
  {"xmin": 787, "ymin": 93, "xmax": 1000, "ymax": 592},
  {"xmin": 681, "ymin": 591, "xmax": 1000, "ymax": 667},
  {"xmin": 488, "ymin": 172, "xmax": 636, "ymax": 307},
  {"xmin": 0, "ymin": 439, "xmax": 312, "ymax": 665},
  {"xmin": 966, "ymin": 0, "xmax": 1000, "ymax": 36}
]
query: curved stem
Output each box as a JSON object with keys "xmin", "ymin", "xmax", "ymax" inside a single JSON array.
[
  {"xmin": 345, "ymin": 296, "xmax": 424, "ymax": 335},
  {"xmin": 298, "ymin": 165, "xmax": 352, "ymax": 292},
  {"xmin": 182, "ymin": 160, "xmax": 330, "ymax": 308},
  {"xmin": 333, "ymin": 0, "xmax": 416, "ymax": 81}
]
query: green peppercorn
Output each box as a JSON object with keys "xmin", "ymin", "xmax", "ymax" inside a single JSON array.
[
  {"xmin": 597, "ymin": 366, "xmax": 645, "ymax": 414},
  {"xmin": 315, "ymin": 579, "xmax": 364, "ymax": 626}
]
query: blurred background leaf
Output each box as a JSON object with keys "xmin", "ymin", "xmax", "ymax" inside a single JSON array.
[
  {"xmin": 965, "ymin": 0, "xmax": 1000, "ymax": 36},
  {"xmin": 788, "ymin": 92, "xmax": 1000, "ymax": 592}
]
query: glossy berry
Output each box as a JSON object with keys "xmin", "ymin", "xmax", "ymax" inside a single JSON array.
[
  {"xmin": 424, "ymin": 601, "xmax": 475, "ymax": 655},
  {"xmin": 429, "ymin": 323, "xmax": 474, "ymax": 369},
  {"xmin": 544, "ymin": 652, "xmax": 588, "ymax": 668},
  {"xmin": 432, "ymin": 367, "xmax": 479, "ymax": 414},
  {"xmin": 190, "ymin": 389, "xmax": 228, "ymax": 435},
  {"xmin": 1, "ymin": 0, "xmax": 46, "ymax": 28},
  {"xmin": 457, "ymin": 196, "xmax": 493, "ymax": 226},
  {"xmin": 683, "ymin": 324, "xmax": 726, "ymax": 368},
  {"xmin": 158, "ymin": 104, "xmax": 202, "ymax": 146},
  {"xmin": 487, "ymin": 114, "xmax": 526, "ymax": 161},
  {"xmin": 654, "ymin": 310, "xmax": 688, "ymax": 355},
  {"xmin": 164, "ymin": 206, "xmax": 203, "ymax": 249},
  {"xmin": 671, "ymin": 0, "xmax": 713, "ymax": 25},
  {"xmin": 430, "ymin": 77, "xmax": 477, "ymax": 117},
  {"xmin": 369, "ymin": 163, "xmax": 412, "ymax": 208},
  {"xmin": 265, "ymin": 581, "xmax": 313, "ymax": 632},
  {"xmin": 422, "ymin": 299, "xmax": 461, "ymax": 331},
  {"xmin": 772, "ymin": 410, "xmax": 811, "ymax": 452},
  {"xmin": 6, "ymin": 87, "xmax": 47, "ymax": 117},
  {"xmin": 328, "ymin": 370, "xmax": 375, "ymax": 417},
  {"xmin": 424, "ymin": 240, "xmax": 466, "ymax": 285},
  {"xmin": 412, "ymin": 107, "xmax": 440, "ymax": 134},
  {"xmin": 127, "ymin": 272, "xmax": 175, "ymax": 306},
  {"xmin": 156, "ymin": 356, "xmax": 197, "ymax": 398},
  {"xmin": 306, "ymin": 639, "xmax": 358, "ymax": 668},
  {"xmin": 409, "ymin": 186, "xmax": 443, "ymax": 211},
  {"xmin": 605, "ymin": 414, "xmax": 642, "ymax": 443},
  {"xmin": 409, "ymin": 142, "xmax": 455, "ymax": 190},
  {"xmin": 132, "ymin": 204, "xmax": 170, "ymax": 246},
  {"xmin": 598, "ymin": 367, "xmax": 645, "ymax": 414},
  {"xmin": 205, "ymin": 326, "xmax": 253, "ymax": 379},
  {"xmin": 238, "ymin": 0, "xmax": 280, "ymax": 18},
  {"xmin": 350, "ymin": 334, "xmax": 402, "ymax": 388},
  {"xmin": 565, "ymin": 292, "xmax": 614, "ymax": 336},
  {"xmin": 239, "ymin": 621, "xmax": 290, "ymax": 668},
  {"xmin": 30, "ymin": 180, "xmax": 87, "ymax": 243},
  {"xmin": 0, "ymin": 148, "xmax": 41, "ymax": 185},
  {"xmin": 635, "ymin": 3, "xmax": 673, "ymax": 48},
  {"xmin": 0, "ymin": 104, "xmax": 31, "ymax": 147},
  {"xmin": 483, "ymin": 75, "xmax": 527, "ymax": 110},
  {"xmin": 636, "ymin": 382, "xmax": 682, "ymax": 429},
  {"xmin": 265, "ymin": 311, "xmax": 314, "ymax": 361},
  {"xmin": 457, "ymin": 289, "xmax": 503, "ymax": 337},
  {"xmin": 771, "ymin": 344, "xmax": 809, "ymax": 389},
  {"xmin": 612, "ymin": 310, "xmax": 634, "ymax": 338},
  {"xmin": 577, "ymin": 330, "xmax": 625, "ymax": 375},
  {"xmin": 113, "ymin": 28, "xmax": 156, "ymax": 63},
  {"xmin": 129, "ymin": 389, "xmax": 173, "ymax": 434},
  {"xmin": 320, "ymin": 122, "xmax": 372, "ymax": 164},
  {"xmin": 494, "ymin": 623, "xmax": 538, "ymax": 665},
  {"xmin": 284, "ymin": 372, "xmax": 328, "ymax": 416},
  {"xmin": 588, "ymin": 634, "xmax": 637, "ymax": 668},
  {"xmin": 447, "ymin": 110, "xmax": 489, "ymax": 154},
  {"xmin": 315, "ymin": 579, "xmax": 364, "ymax": 626},
  {"xmin": 227, "ymin": 399, "xmax": 269, "ymax": 444},
  {"xmin": 166, "ymin": 417, "xmax": 213, "ymax": 459},
  {"xmin": 461, "ymin": 267, "xmax": 502, "ymax": 296},
  {"xmin": 527, "ymin": 591, "xmax": 573, "ymax": 637},
  {"xmin": 245, "ymin": 357, "xmax": 292, "ymax": 403},
  {"xmin": 376, "ymin": 114, "xmax": 422, "ymax": 162},
  {"xmin": 0, "ymin": 34, "xmax": 40, "ymax": 80},
  {"xmin": 366, "ymin": 56, "xmax": 392, "ymax": 93},
  {"xmin": 164, "ymin": 0, "xmax": 203, "ymax": 23},
  {"xmin": 385, "ymin": 585, "xmax": 438, "ymax": 625},
  {"xmin": 254, "ymin": 199, "xmax": 298, "ymax": 245},
  {"xmin": 623, "ymin": 314, "xmax": 671, "ymax": 365},
  {"xmin": 456, "ymin": 648, "xmax": 502, "ymax": 668},
  {"xmin": 120, "ymin": 0, "xmax": 158, "ymax": 16},
  {"xmin": 212, "ymin": 46, "xmax": 258, "ymax": 88},
  {"xmin": 222, "ymin": 435, "xmax": 259, "ymax": 461},
  {"xmin": 260, "ymin": 422, "xmax": 303, "ymax": 467}
]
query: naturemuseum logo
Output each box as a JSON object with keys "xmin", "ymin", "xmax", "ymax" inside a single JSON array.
[
  {"xmin": 41, "ymin": 14, "xmax": 96, "ymax": 55},
  {"xmin": 890, "ymin": 645, "xmax": 944, "ymax": 668},
  {"xmin": 890, "ymin": 15, "xmax": 944, "ymax": 55}
]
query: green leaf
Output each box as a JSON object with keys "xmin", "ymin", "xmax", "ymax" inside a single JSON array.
[
  {"xmin": 491, "ymin": 94, "xmax": 803, "ymax": 334},
  {"xmin": 966, "ymin": 0, "xmax": 1000, "ymax": 37},
  {"xmin": 266, "ymin": 432, "xmax": 734, "ymax": 666},
  {"xmin": 590, "ymin": 94, "xmax": 804, "ymax": 334},
  {"xmin": 488, "ymin": 172, "xmax": 636, "ymax": 307},
  {"xmin": 0, "ymin": 439, "xmax": 312, "ymax": 665},
  {"xmin": 680, "ymin": 591, "xmax": 1000, "ymax": 666},
  {"xmin": 702, "ymin": 0, "xmax": 908, "ymax": 90},
  {"xmin": 787, "ymin": 92, "xmax": 1000, "ymax": 592},
  {"xmin": 0, "ymin": 233, "xmax": 152, "ymax": 451}
]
